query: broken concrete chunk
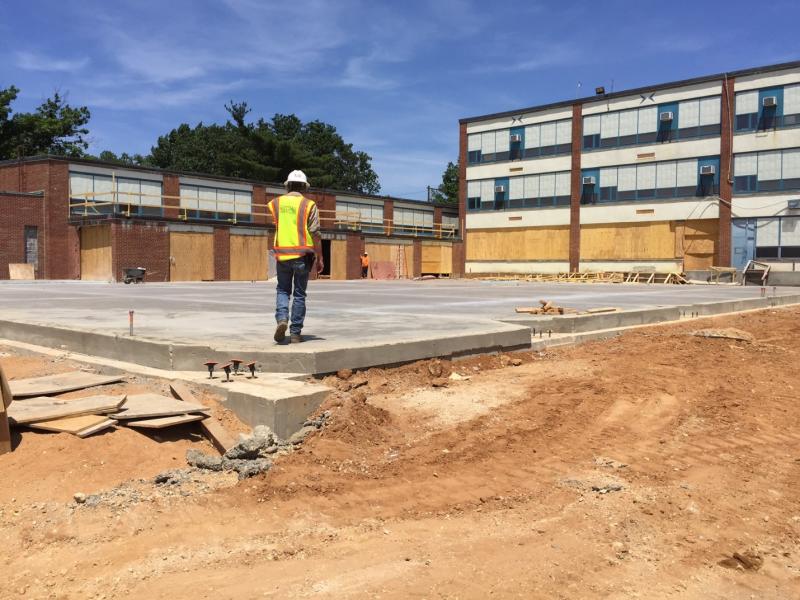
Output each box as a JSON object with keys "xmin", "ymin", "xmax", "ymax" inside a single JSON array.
[
  {"xmin": 431, "ymin": 378, "xmax": 449, "ymax": 388},
  {"xmin": 186, "ymin": 449, "xmax": 223, "ymax": 471},
  {"xmin": 427, "ymin": 360, "xmax": 443, "ymax": 378},
  {"xmin": 288, "ymin": 425, "xmax": 317, "ymax": 445},
  {"xmin": 691, "ymin": 328, "xmax": 755, "ymax": 343}
]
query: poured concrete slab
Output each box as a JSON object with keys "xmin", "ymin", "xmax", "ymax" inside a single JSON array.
[{"xmin": 0, "ymin": 280, "xmax": 798, "ymax": 374}]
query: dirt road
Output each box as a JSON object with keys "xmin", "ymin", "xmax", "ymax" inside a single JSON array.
[{"xmin": 1, "ymin": 307, "xmax": 800, "ymax": 599}]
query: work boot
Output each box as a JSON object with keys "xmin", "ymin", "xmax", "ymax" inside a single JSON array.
[
  {"xmin": 290, "ymin": 333, "xmax": 302, "ymax": 344},
  {"xmin": 274, "ymin": 321, "xmax": 288, "ymax": 342}
]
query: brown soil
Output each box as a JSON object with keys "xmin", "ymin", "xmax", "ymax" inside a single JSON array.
[{"xmin": 2, "ymin": 307, "xmax": 800, "ymax": 598}]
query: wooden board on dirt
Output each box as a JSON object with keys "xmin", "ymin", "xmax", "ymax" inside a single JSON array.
[
  {"xmin": 1, "ymin": 361, "xmax": 13, "ymax": 409},
  {"xmin": 9, "ymin": 372, "xmax": 124, "ymax": 399},
  {"xmin": 8, "ymin": 263, "xmax": 35, "ymax": 280},
  {"xmin": 0, "ymin": 363, "xmax": 11, "ymax": 454},
  {"xmin": 27, "ymin": 414, "xmax": 116, "ymax": 437},
  {"xmin": 125, "ymin": 413, "xmax": 207, "ymax": 429},
  {"xmin": 8, "ymin": 395, "xmax": 127, "ymax": 425},
  {"xmin": 169, "ymin": 381, "xmax": 235, "ymax": 453},
  {"xmin": 584, "ymin": 307, "xmax": 619, "ymax": 314},
  {"xmin": 109, "ymin": 393, "xmax": 209, "ymax": 420}
]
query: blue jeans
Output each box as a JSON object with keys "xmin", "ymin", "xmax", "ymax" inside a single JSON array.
[{"xmin": 275, "ymin": 258, "xmax": 309, "ymax": 335}]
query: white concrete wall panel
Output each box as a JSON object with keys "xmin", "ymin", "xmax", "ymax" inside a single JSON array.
[
  {"xmin": 466, "ymin": 261, "xmax": 570, "ymax": 274},
  {"xmin": 465, "ymin": 107, "xmax": 573, "ymax": 134},
  {"xmin": 582, "ymin": 81, "xmax": 722, "ymax": 115},
  {"xmin": 466, "ymin": 156, "xmax": 571, "ymax": 180},
  {"xmin": 734, "ymin": 68, "xmax": 800, "ymax": 92},
  {"xmin": 466, "ymin": 208, "xmax": 571, "ymax": 229},
  {"xmin": 580, "ymin": 199, "xmax": 719, "ymax": 224},
  {"xmin": 732, "ymin": 129, "xmax": 800, "ymax": 153}
]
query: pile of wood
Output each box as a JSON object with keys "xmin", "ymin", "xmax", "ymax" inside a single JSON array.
[
  {"xmin": 515, "ymin": 299, "xmax": 579, "ymax": 315},
  {"xmin": 476, "ymin": 271, "xmax": 688, "ymax": 285},
  {"xmin": 0, "ymin": 367, "xmax": 234, "ymax": 455}
]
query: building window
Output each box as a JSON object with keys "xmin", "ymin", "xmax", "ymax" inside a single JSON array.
[
  {"xmin": 69, "ymin": 172, "xmax": 164, "ymax": 217},
  {"xmin": 581, "ymin": 157, "xmax": 719, "ymax": 204},
  {"xmin": 733, "ymin": 148, "xmax": 800, "ymax": 194},
  {"xmin": 394, "ymin": 207, "xmax": 434, "ymax": 235},
  {"xmin": 24, "ymin": 226, "xmax": 38, "ymax": 271},
  {"xmin": 466, "ymin": 170, "xmax": 571, "ymax": 212},
  {"xmin": 467, "ymin": 119, "xmax": 572, "ymax": 166},
  {"xmin": 735, "ymin": 84, "xmax": 800, "ymax": 132},
  {"xmin": 336, "ymin": 200, "xmax": 384, "ymax": 233},
  {"xmin": 179, "ymin": 184, "xmax": 252, "ymax": 222},
  {"xmin": 583, "ymin": 96, "xmax": 720, "ymax": 151}
]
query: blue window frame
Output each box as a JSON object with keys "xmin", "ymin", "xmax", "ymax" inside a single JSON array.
[
  {"xmin": 733, "ymin": 148, "xmax": 800, "ymax": 194},
  {"xmin": 735, "ymin": 85, "xmax": 800, "ymax": 132},
  {"xmin": 467, "ymin": 119, "xmax": 572, "ymax": 166}
]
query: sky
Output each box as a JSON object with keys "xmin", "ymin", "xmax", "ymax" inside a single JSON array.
[{"xmin": 1, "ymin": 0, "xmax": 798, "ymax": 198}]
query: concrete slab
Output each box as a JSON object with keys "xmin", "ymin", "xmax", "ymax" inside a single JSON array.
[{"xmin": 0, "ymin": 280, "xmax": 798, "ymax": 374}]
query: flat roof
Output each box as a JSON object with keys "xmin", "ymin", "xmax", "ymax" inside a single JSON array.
[
  {"xmin": 0, "ymin": 155, "xmax": 458, "ymax": 211},
  {"xmin": 460, "ymin": 60, "xmax": 800, "ymax": 125}
]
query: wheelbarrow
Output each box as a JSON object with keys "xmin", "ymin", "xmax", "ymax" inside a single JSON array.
[{"xmin": 122, "ymin": 267, "xmax": 147, "ymax": 284}]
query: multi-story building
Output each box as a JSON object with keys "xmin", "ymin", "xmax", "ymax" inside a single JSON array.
[
  {"xmin": 458, "ymin": 61, "xmax": 800, "ymax": 280},
  {"xmin": 0, "ymin": 155, "xmax": 461, "ymax": 281}
]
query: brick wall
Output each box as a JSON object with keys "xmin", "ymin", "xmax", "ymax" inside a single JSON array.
[
  {"xmin": 718, "ymin": 76, "xmax": 735, "ymax": 267},
  {"xmin": 345, "ymin": 232, "xmax": 364, "ymax": 280},
  {"xmin": 412, "ymin": 239, "xmax": 422, "ymax": 278},
  {"xmin": 111, "ymin": 220, "xmax": 170, "ymax": 282},
  {"xmin": 305, "ymin": 191, "xmax": 336, "ymax": 229},
  {"xmin": 383, "ymin": 199, "xmax": 394, "ymax": 235},
  {"xmin": 163, "ymin": 174, "xmax": 180, "ymax": 219},
  {"xmin": 569, "ymin": 103, "xmax": 583, "ymax": 273},
  {"xmin": 213, "ymin": 227, "xmax": 231, "ymax": 281},
  {"xmin": 451, "ymin": 240, "xmax": 465, "ymax": 278},
  {"xmin": 0, "ymin": 192, "xmax": 46, "ymax": 279},
  {"xmin": 434, "ymin": 206, "xmax": 443, "ymax": 238},
  {"xmin": 457, "ymin": 122, "xmax": 467, "ymax": 274},
  {"xmin": 252, "ymin": 184, "xmax": 268, "ymax": 225}
]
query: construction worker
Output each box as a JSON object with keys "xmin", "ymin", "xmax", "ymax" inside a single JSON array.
[
  {"xmin": 267, "ymin": 170, "xmax": 323, "ymax": 344},
  {"xmin": 361, "ymin": 252, "xmax": 370, "ymax": 278}
]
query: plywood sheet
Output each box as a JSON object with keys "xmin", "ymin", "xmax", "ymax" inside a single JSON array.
[
  {"xmin": 1, "ymin": 361, "xmax": 12, "ymax": 409},
  {"xmin": 28, "ymin": 414, "xmax": 114, "ymax": 436},
  {"xmin": 110, "ymin": 393, "xmax": 209, "ymax": 420},
  {"xmin": 8, "ymin": 263, "xmax": 34, "ymax": 280},
  {"xmin": 421, "ymin": 244, "xmax": 453, "ymax": 275},
  {"xmin": 0, "ymin": 363, "xmax": 11, "ymax": 454},
  {"xmin": 80, "ymin": 225, "xmax": 112, "ymax": 281},
  {"xmin": 126, "ymin": 414, "xmax": 206, "ymax": 429},
  {"xmin": 75, "ymin": 419, "xmax": 116, "ymax": 438},
  {"xmin": 230, "ymin": 234, "xmax": 268, "ymax": 281},
  {"xmin": 169, "ymin": 381, "xmax": 235, "ymax": 453},
  {"xmin": 466, "ymin": 227, "xmax": 570, "ymax": 261},
  {"xmin": 9, "ymin": 372, "xmax": 124, "ymax": 399},
  {"xmin": 581, "ymin": 222, "xmax": 675, "ymax": 260},
  {"xmin": 169, "ymin": 232, "xmax": 214, "ymax": 281},
  {"xmin": 680, "ymin": 219, "xmax": 718, "ymax": 271},
  {"xmin": 330, "ymin": 239, "xmax": 348, "ymax": 280},
  {"xmin": 364, "ymin": 243, "xmax": 413, "ymax": 279},
  {"xmin": 8, "ymin": 394, "xmax": 126, "ymax": 425}
]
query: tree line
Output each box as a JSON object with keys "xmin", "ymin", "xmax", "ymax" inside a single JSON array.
[{"xmin": 0, "ymin": 86, "xmax": 457, "ymax": 202}]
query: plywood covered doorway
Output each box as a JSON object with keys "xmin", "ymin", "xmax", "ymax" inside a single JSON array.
[
  {"xmin": 230, "ymin": 234, "xmax": 268, "ymax": 281},
  {"xmin": 169, "ymin": 232, "xmax": 214, "ymax": 281},
  {"xmin": 330, "ymin": 239, "xmax": 348, "ymax": 280},
  {"xmin": 421, "ymin": 243, "xmax": 452, "ymax": 275},
  {"xmin": 80, "ymin": 225, "xmax": 112, "ymax": 281}
]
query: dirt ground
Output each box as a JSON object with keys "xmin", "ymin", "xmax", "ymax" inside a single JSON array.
[{"xmin": 2, "ymin": 307, "xmax": 800, "ymax": 599}]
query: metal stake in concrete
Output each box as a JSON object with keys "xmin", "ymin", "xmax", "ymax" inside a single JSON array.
[
  {"xmin": 204, "ymin": 361, "xmax": 218, "ymax": 379},
  {"xmin": 247, "ymin": 361, "xmax": 257, "ymax": 379},
  {"xmin": 231, "ymin": 358, "xmax": 243, "ymax": 375},
  {"xmin": 220, "ymin": 363, "xmax": 232, "ymax": 383}
]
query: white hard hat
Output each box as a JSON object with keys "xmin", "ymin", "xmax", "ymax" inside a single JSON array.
[{"xmin": 284, "ymin": 170, "xmax": 309, "ymax": 187}]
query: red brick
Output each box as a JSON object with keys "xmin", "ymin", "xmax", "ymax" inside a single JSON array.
[
  {"xmin": 383, "ymin": 199, "xmax": 394, "ymax": 236},
  {"xmin": 163, "ymin": 174, "xmax": 180, "ymax": 219},
  {"xmin": 111, "ymin": 220, "xmax": 170, "ymax": 282},
  {"xmin": 569, "ymin": 103, "xmax": 582, "ymax": 273},
  {"xmin": 457, "ymin": 122, "xmax": 467, "ymax": 275},
  {"xmin": 412, "ymin": 239, "xmax": 422, "ymax": 278},
  {"xmin": 718, "ymin": 76, "xmax": 735, "ymax": 267},
  {"xmin": 213, "ymin": 227, "xmax": 230, "ymax": 281}
]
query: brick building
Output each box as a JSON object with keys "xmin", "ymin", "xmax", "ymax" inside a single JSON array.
[
  {"xmin": 458, "ymin": 61, "xmax": 800, "ymax": 279},
  {"xmin": 0, "ymin": 156, "xmax": 461, "ymax": 281}
]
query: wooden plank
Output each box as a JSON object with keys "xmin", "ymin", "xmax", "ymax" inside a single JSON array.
[
  {"xmin": 421, "ymin": 243, "xmax": 453, "ymax": 275},
  {"xmin": 169, "ymin": 231, "xmax": 214, "ymax": 281},
  {"xmin": 0, "ymin": 360, "xmax": 12, "ymax": 410},
  {"xmin": 230, "ymin": 234, "xmax": 268, "ymax": 281},
  {"xmin": 80, "ymin": 225, "xmax": 112, "ymax": 281},
  {"xmin": 8, "ymin": 263, "xmax": 35, "ymax": 280},
  {"xmin": 9, "ymin": 372, "xmax": 124, "ymax": 399},
  {"xmin": 0, "ymin": 363, "xmax": 11, "ymax": 454},
  {"xmin": 110, "ymin": 393, "xmax": 209, "ymax": 420},
  {"xmin": 8, "ymin": 395, "xmax": 126, "ymax": 425},
  {"xmin": 126, "ymin": 413, "xmax": 207, "ymax": 429},
  {"xmin": 27, "ymin": 414, "xmax": 112, "ymax": 435},
  {"xmin": 330, "ymin": 239, "xmax": 348, "ymax": 280},
  {"xmin": 584, "ymin": 307, "xmax": 619, "ymax": 314},
  {"xmin": 169, "ymin": 381, "xmax": 236, "ymax": 453},
  {"xmin": 75, "ymin": 419, "xmax": 116, "ymax": 438}
]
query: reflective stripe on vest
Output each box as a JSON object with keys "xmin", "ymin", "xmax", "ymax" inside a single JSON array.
[{"xmin": 271, "ymin": 195, "xmax": 315, "ymax": 256}]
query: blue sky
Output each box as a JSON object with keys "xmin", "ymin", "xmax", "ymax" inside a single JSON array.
[{"xmin": 1, "ymin": 0, "xmax": 798, "ymax": 198}]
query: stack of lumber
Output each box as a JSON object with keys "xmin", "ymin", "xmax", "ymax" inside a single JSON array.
[
  {"xmin": 515, "ymin": 299, "xmax": 579, "ymax": 315},
  {"xmin": 475, "ymin": 271, "xmax": 688, "ymax": 284}
]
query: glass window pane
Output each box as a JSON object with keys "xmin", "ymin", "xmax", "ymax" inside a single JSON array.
[
  {"xmin": 583, "ymin": 116, "xmax": 600, "ymax": 136},
  {"xmin": 468, "ymin": 134, "xmax": 481, "ymax": 151},
  {"xmin": 637, "ymin": 164, "xmax": 656, "ymax": 190},
  {"xmin": 656, "ymin": 162, "xmax": 677, "ymax": 189},
  {"xmin": 679, "ymin": 100, "xmax": 699, "ymax": 128},
  {"xmin": 199, "ymin": 187, "xmax": 216, "ymax": 211},
  {"xmin": 758, "ymin": 151, "xmax": 782, "ymax": 181},
  {"xmin": 180, "ymin": 185, "xmax": 199, "ymax": 209},
  {"xmin": 217, "ymin": 189, "xmax": 235, "ymax": 213},
  {"xmin": 637, "ymin": 107, "xmax": 658, "ymax": 133},
  {"xmin": 524, "ymin": 175, "xmax": 539, "ymax": 199},
  {"xmin": 781, "ymin": 149, "xmax": 800, "ymax": 179},
  {"xmin": 524, "ymin": 124, "xmax": 540, "ymax": 148},
  {"xmin": 784, "ymin": 84, "xmax": 800, "ymax": 115},
  {"xmin": 117, "ymin": 178, "xmax": 141, "ymax": 206},
  {"xmin": 555, "ymin": 172, "xmax": 570, "ymax": 196},
  {"xmin": 540, "ymin": 123, "xmax": 556, "ymax": 147},
  {"xmin": 539, "ymin": 173, "xmax": 555, "ymax": 197},
  {"xmin": 467, "ymin": 180, "xmax": 481, "ymax": 198},
  {"xmin": 676, "ymin": 160, "xmax": 697, "ymax": 187},
  {"xmin": 599, "ymin": 167, "xmax": 617, "ymax": 187},
  {"xmin": 699, "ymin": 97, "xmax": 720, "ymax": 125},
  {"xmin": 781, "ymin": 217, "xmax": 800, "ymax": 245},
  {"xmin": 94, "ymin": 176, "xmax": 114, "ymax": 202},
  {"xmin": 69, "ymin": 173, "xmax": 93, "ymax": 198},
  {"xmin": 618, "ymin": 110, "xmax": 638, "ymax": 136},
  {"xmin": 756, "ymin": 219, "xmax": 780, "ymax": 246},
  {"xmin": 234, "ymin": 190, "xmax": 252, "ymax": 213},
  {"xmin": 736, "ymin": 91, "xmax": 758, "ymax": 115},
  {"xmin": 480, "ymin": 180, "xmax": 494, "ymax": 203},
  {"xmin": 495, "ymin": 130, "xmax": 510, "ymax": 153},
  {"xmin": 481, "ymin": 132, "xmax": 496, "ymax": 155},
  {"xmin": 735, "ymin": 153, "xmax": 758, "ymax": 176},
  {"xmin": 600, "ymin": 112, "xmax": 619, "ymax": 139},
  {"xmin": 556, "ymin": 120, "xmax": 572, "ymax": 145},
  {"xmin": 140, "ymin": 181, "xmax": 162, "ymax": 207},
  {"xmin": 617, "ymin": 166, "xmax": 636, "ymax": 191},
  {"xmin": 509, "ymin": 177, "xmax": 524, "ymax": 200}
]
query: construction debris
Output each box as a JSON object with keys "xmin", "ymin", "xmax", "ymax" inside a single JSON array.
[
  {"xmin": 691, "ymin": 328, "xmax": 755, "ymax": 343},
  {"xmin": 480, "ymin": 271, "xmax": 688, "ymax": 284},
  {"xmin": 0, "ymin": 362, "xmax": 12, "ymax": 454},
  {"xmin": 9, "ymin": 372, "xmax": 124, "ymax": 399},
  {"xmin": 8, "ymin": 394, "xmax": 127, "ymax": 425},
  {"xmin": 515, "ymin": 299, "xmax": 578, "ymax": 315},
  {"xmin": 109, "ymin": 393, "xmax": 209, "ymax": 420},
  {"xmin": 27, "ymin": 414, "xmax": 116, "ymax": 437},
  {"xmin": 126, "ymin": 414, "xmax": 207, "ymax": 429},
  {"xmin": 170, "ymin": 381, "xmax": 236, "ymax": 453},
  {"xmin": 187, "ymin": 425, "xmax": 280, "ymax": 480}
]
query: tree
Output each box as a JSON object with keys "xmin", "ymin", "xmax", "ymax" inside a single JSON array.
[
  {"xmin": 0, "ymin": 86, "xmax": 91, "ymax": 160},
  {"xmin": 430, "ymin": 161, "xmax": 459, "ymax": 205},
  {"xmin": 147, "ymin": 102, "xmax": 381, "ymax": 194},
  {"xmin": 97, "ymin": 150, "xmax": 153, "ymax": 167}
]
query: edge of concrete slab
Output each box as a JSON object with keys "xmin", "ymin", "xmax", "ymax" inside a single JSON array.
[
  {"xmin": 0, "ymin": 318, "xmax": 532, "ymax": 375},
  {"xmin": 501, "ymin": 293, "xmax": 800, "ymax": 333}
]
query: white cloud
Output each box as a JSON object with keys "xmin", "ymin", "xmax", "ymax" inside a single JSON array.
[{"xmin": 15, "ymin": 51, "xmax": 89, "ymax": 72}]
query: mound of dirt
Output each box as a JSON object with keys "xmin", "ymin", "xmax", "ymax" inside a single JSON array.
[{"xmin": 315, "ymin": 390, "xmax": 392, "ymax": 446}]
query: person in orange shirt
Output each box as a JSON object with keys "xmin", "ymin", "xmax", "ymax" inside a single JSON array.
[{"xmin": 360, "ymin": 252, "xmax": 369, "ymax": 278}]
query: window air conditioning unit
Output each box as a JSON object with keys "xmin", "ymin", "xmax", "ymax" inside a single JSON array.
[
  {"xmin": 762, "ymin": 96, "xmax": 778, "ymax": 108},
  {"xmin": 509, "ymin": 134, "xmax": 522, "ymax": 143},
  {"xmin": 494, "ymin": 185, "xmax": 505, "ymax": 193},
  {"xmin": 788, "ymin": 199, "xmax": 800, "ymax": 209},
  {"xmin": 699, "ymin": 165, "xmax": 716, "ymax": 176},
  {"xmin": 659, "ymin": 111, "xmax": 674, "ymax": 122},
  {"xmin": 582, "ymin": 176, "xmax": 596, "ymax": 185}
]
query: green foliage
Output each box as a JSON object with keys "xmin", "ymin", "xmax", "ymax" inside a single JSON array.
[
  {"xmin": 97, "ymin": 150, "xmax": 153, "ymax": 167},
  {"xmin": 0, "ymin": 86, "xmax": 91, "ymax": 159},
  {"xmin": 430, "ymin": 161, "xmax": 459, "ymax": 205},
  {"xmin": 148, "ymin": 102, "xmax": 381, "ymax": 194}
]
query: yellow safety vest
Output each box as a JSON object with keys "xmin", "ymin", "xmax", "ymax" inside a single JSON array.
[{"xmin": 268, "ymin": 194, "xmax": 315, "ymax": 261}]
